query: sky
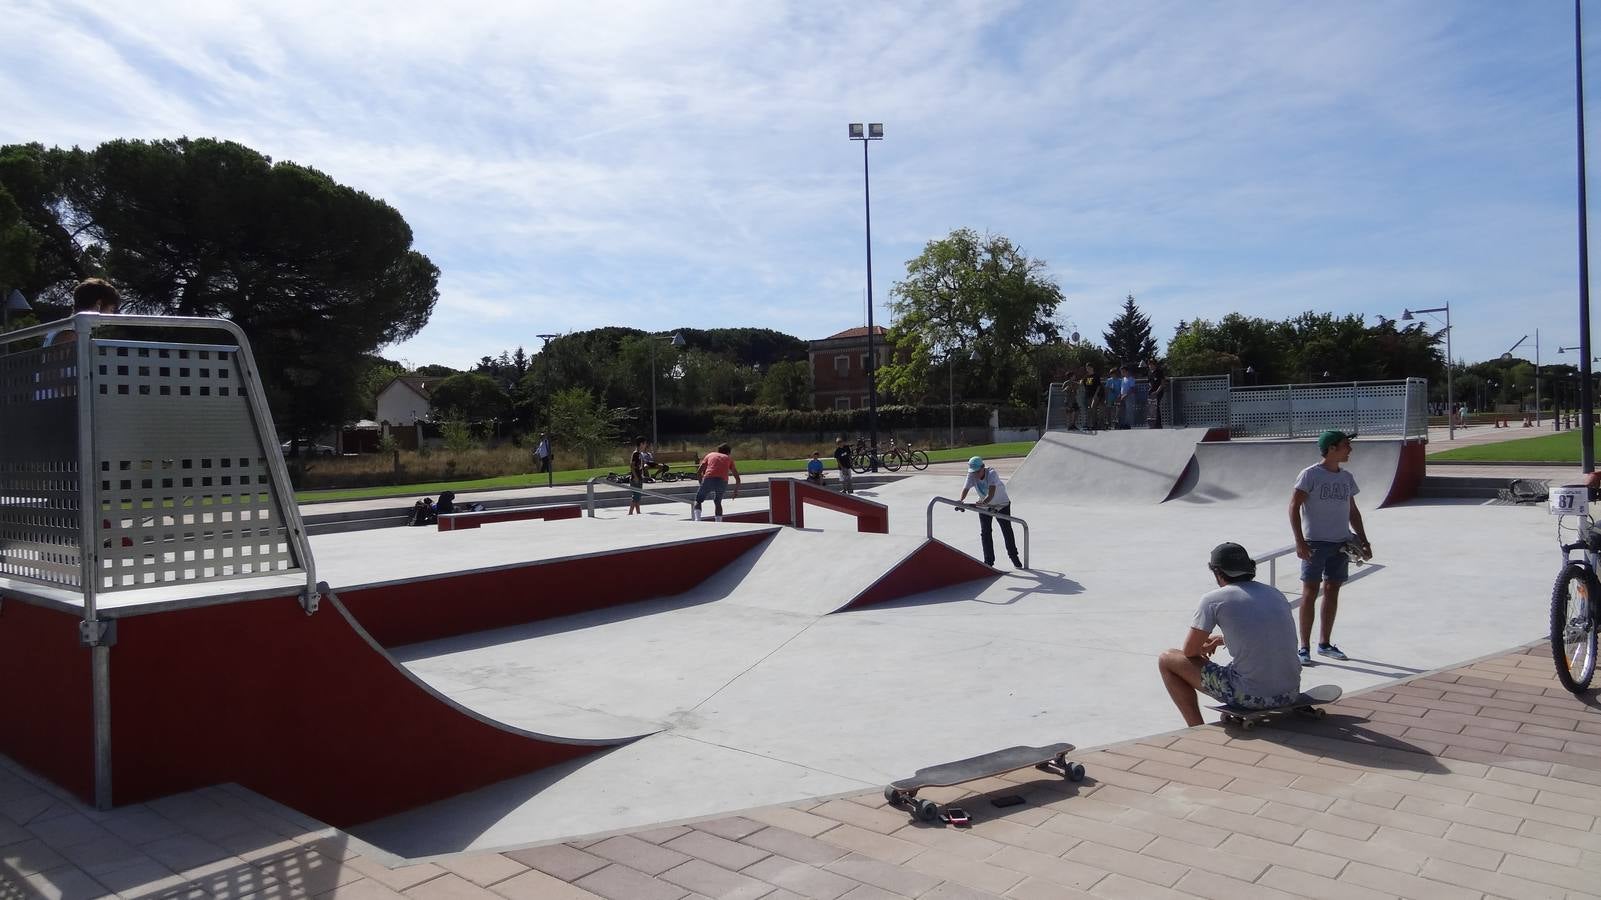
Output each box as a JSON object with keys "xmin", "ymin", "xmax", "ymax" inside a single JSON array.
[{"xmin": 2, "ymin": 0, "xmax": 1597, "ymax": 371}]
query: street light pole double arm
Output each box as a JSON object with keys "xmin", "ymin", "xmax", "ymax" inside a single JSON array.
[
  {"xmin": 1401, "ymin": 303, "xmax": 1452, "ymax": 440},
  {"xmin": 849, "ymin": 123, "xmax": 884, "ymax": 468}
]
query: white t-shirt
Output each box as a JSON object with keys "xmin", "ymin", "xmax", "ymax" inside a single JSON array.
[
  {"xmin": 1293, "ymin": 463, "xmax": 1359, "ymax": 542},
  {"xmin": 964, "ymin": 468, "xmax": 1010, "ymax": 507}
]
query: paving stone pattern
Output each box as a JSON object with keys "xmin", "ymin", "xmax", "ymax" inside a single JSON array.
[{"xmin": 7, "ymin": 644, "xmax": 1601, "ymax": 898}]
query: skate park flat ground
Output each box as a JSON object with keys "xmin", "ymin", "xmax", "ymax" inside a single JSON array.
[{"xmin": 348, "ymin": 428, "xmax": 1558, "ymax": 859}]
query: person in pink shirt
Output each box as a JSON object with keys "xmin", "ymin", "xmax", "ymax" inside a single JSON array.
[{"xmin": 693, "ymin": 443, "xmax": 741, "ymax": 521}]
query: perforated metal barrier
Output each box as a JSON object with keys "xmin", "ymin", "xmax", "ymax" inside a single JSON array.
[
  {"xmin": 1047, "ymin": 374, "xmax": 1429, "ymax": 441},
  {"xmin": 0, "ymin": 315, "xmax": 316, "ymax": 609}
]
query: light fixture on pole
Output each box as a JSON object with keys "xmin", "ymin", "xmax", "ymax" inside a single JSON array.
[
  {"xmin": 535, "ymin": 333, "xmax": 560, "ymax": 487},
  {"xmin": 2, "ymin": 289, "xmax": 30, "ymax": 330},
  {"xmin": 1503, "ymin": 331, "xmax": 1541, "ymax": 425},
  {"xmin": 650, "ymin": 332, "xmax": 686, "ymax": 447},
  {"xmin": 848, "ymin": 122, "xmax": 883, "ymax": 469},
  {"xmin": 1401, "ymin": 303, "xmax": 1453, "ymax": 439}
]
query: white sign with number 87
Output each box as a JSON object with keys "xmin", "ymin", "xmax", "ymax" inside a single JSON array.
[{"xmin": 1551, "ymin": 485, "xmax": 1589, "ymax": 517}]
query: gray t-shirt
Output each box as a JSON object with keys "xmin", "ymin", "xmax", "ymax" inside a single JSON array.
[
  {"xmin": 1294, "ymin": 463, "xmax": 1359, "ymax": 542},
  {"xmin": 1192, "ymin": 580, "xmax": 1301, "ymax": 701}
]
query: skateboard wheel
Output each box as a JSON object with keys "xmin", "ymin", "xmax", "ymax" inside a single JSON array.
[
  {"xmin": 1315, "ymin": 707, "xmax": 1327, "ymax": 718},
  {"xmin": 1066, "ymin": 762, "xmax": 1086, "ymax": 782},
  {"xmin": 915, "ymin": 799, "xmax": 940, "ymax": 822},
  {"xmin": 1242, "ymin": 719, "xmax": 1257, "ymax": 731},
  {"xmin": 884, "ymin": 786, "xmax": 903, "ymax": 808}
]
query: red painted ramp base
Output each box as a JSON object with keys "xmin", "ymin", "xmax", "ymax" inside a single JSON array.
[
  {"xmin": 0, "ymin": 600, "xmax": 92, "ymax": 800},
  {"xmin": 110, "ymin": 591, "xmax": 631, "ymax": 827},
  {"xmin": 841, "ymin": 539, "xmax": 997, "ymax": 612}
]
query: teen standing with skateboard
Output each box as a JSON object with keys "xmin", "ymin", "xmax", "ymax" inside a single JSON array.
[
  {"xmin": 958, "ymin": 457, "xmax": 1022, "ymax": 568},
  {"xmin": 1290, "ymin": 430, "xmax": 1372, "ymax": 665},
  {"xmin": 1158, "ymin": 542, "xmax": 1301, "ymax": 726}
]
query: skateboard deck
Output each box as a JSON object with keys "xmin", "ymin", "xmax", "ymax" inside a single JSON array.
[
  {"xmin": 1211, "ymin": 683, "xmax": 1342, "ymax": 730},
  {"xmin": 885, "ymin": 742, "xmax": 1083, "ymax": 823}
]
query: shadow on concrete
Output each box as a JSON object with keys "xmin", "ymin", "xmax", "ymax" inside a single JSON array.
[
  {"xmin": 1300, "ymin": 655, "xmax": 1424, "ymax": 679},
  {"xmin": 1224, "ymin": 714, "xmax": 1451, "ymax": 774}
]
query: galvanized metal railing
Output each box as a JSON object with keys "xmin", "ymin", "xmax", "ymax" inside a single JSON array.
[
  {"xmin": 585, "ymin": 475, "xmax": 697, "ymax": 517},
  {"xmin": 926, "ymin": 496, "xmax": 1029, "ymax": 568}
]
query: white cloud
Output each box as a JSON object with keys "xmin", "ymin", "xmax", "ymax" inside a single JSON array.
[{"xmin": 0, "ymin": 0, "xmax": 1594, "ymax": 368}]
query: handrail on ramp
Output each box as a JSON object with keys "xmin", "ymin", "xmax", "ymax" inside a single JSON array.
[
  {"xmin": 1254, "ymin": 544, "xmax": 1298, "ymax": 587},
  {"xmin": 585, "ymin": 476, "xmax": 698, "ymax": 517},
  {"xmin": 926, "ymin": 497, "xmax": 1030, "ymax": 569}
]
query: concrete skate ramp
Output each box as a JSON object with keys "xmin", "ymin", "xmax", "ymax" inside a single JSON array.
[
  {"xmin": 1173, "ymin": 438, "xmax": 1409, "ymax": 507},
  {"xmin": 1008, "ymin": 427, "xmax": 1218, "ymax": 503}
]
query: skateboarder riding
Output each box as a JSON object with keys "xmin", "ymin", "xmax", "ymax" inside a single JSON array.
[{"xmin": 1158, "ymin": 542, "xmax": 1301, "ymax": 727}]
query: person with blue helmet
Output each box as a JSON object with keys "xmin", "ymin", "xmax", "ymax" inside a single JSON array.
[{"xmin": 958, "ymin": 456, "xmax": 1022, "ymax": 568}]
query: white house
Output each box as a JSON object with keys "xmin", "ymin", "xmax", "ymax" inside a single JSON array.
[{"xmin": 375, "ymin": 376, "xmax": 435, "ymax": 425}]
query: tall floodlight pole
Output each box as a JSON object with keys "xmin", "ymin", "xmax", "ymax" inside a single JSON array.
[
  {"xmin": 649, "ymin": 333, "xmax": 685, "ymax": 447},
  {"xmin": 536, "ymin": 333, "xmax": 559, "ymax": 487},
  {"xmin": 849, "ymin": 123, "xmax": 883, "ymax": 468},
  {"xmin": 1504, "ymin": 332, "xmax": 1543, "ymax": 425},
  {"xmin": 1402, "ymin": 303, "xmax": 1453, "ymax": 440},
  {"xmin": 1578, "ymin": 0, "xmax": 1596, "ymax": 471}
]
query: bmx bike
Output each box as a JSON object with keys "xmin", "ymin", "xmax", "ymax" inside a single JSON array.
[{"xmin": 1550, "ymin": 482, "xmax": 1601, "ymax": 694}]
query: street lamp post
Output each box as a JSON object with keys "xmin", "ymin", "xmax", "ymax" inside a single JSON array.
[
  {"xmin": 535, "ymin": 333, "xmax": 559, "ymax": 487},
  {"xmin": 650, "ymin": 333, "xmax": 686, "ymax": 447},
  {"xmin": 1576, "ymin": 0, "xmax": 1595, "ymax": 470},
  {"xmin": 1503, "ymin": 331, "xmax": 1541, "ymax": 425},
  {"xmin": 1402, "ymin": 303, "xmax": 1453, "ymax": 439},
  {"xmin": 848, "ymin": 122, "xmax": 883, "ymax": 468}
]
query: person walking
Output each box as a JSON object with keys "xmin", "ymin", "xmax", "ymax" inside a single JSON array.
[
  {"xmin": 958, "ymin": 456, "xmax": 1022, "ymax": 568},
  {"xmin": 627, "ymin": 435, "xmax": 647, "ymax": 515},
  {"xmin": 1289, "ymin": 430, "xmax": 1373, "ymax": 665},
  {"xmin": 534, "ymin": 433, "xmax": 552, "ymax": 474},
  {"xmin": 693, "ymin": 443, "xmax": 741, "ymax": 521},
  {"xmin": 1116, "ymin": 365, "xmax": 1136, "ymax": 429},
  {"xmin": 834, "ymin": 436, "xmax": 854, "ymax": 494},
  {"xmin": 1157, "ymin": 542, "xmax": 1301, "ymax": 726}
]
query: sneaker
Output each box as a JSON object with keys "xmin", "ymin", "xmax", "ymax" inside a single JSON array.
[
  {"xmin": 1317, "ymin": 643, "xmax": 1348, "ymax": 661},
  {"xmin": 1298, "ymin": 647, "xmax": 1312, "ymax": 666},
  {"xmin": 1010, "ymin": 557, "xmax": 1024, "ymax": 568}
]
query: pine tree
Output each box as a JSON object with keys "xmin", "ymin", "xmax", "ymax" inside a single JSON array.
[{"xmin": 1103, "ymin": 294, "xmax": 1158, "ymax": 366}]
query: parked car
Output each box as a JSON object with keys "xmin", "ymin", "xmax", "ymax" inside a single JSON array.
[{"xmin": 280, "ymin": 440, "xmax": 338, "ymax": 457}]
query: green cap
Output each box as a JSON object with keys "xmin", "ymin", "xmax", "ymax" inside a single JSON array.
[{"xmin": 1318, "ymin": 430, "xmax": 1352, "ymax": 455}]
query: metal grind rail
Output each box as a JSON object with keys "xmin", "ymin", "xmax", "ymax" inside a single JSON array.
[
  {"xmin": 585, "ymin": 475, "xmax": 697, "ymax": 517},
  {"xmin": 926, "ymin": 496, "xmax": 1029, "ymax": 568}
]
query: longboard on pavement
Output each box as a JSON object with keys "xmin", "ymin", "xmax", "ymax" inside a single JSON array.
[
  {"xmin": 1211, "ymin": 683, "xmax": 1342, "ymax": 730},
  {"xmin": 885, "ymin": 742, "xmax": 1084, "ymax": 824}
]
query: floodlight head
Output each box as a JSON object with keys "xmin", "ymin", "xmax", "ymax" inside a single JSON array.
[
  {"xmin": 4, "ymin": 289, "xmax": 29, "ymax": 312},
  {"xmin": 848, "ymin": 123, "xmax": 864, "ymax": 139},
  {"xmin": 1070, "ymin": 331, "xmax": 1080, "ymax": 342},
  {"xmin": 1400, "ymin": 309, "xmax": 1414, "ymax": 321},
  {"xmin": 670, "ymin": 333, "xmax": 686, "ymax": 348},
  {"xmin": 1501, "ymin": 352, "xmax": 1513, "ymax": 362},
  {"xmin": 868, "ymin": 123, "xmax": 884, "ymax": 138}
]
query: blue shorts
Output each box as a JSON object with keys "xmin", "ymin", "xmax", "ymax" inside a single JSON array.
[
  {"xmin": 1200, "ymin": 662, "xmax": 1298, "ymax": 710},
  {"xmin": 1301, "ymin": 541, "xmax": 1350, "ymax": 585},
  {"xmin": 695, "ymin": 476, "xmax": 727, "ymax": 504}
]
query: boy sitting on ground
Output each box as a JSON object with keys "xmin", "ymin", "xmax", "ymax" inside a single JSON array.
[
  {"xmin": 806, "ymin": 451, "xmax": 826, "ymax": 483},
  {"xmin": 1157, "ymin": 542, "xmax": 1301, "ymax": 726}
]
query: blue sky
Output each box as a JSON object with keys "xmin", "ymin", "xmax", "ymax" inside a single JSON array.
[{"xmin": 2, "ymin": 0, "xmax": 1597, "ymax": 370}]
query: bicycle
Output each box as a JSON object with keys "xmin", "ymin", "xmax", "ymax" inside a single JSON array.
[
  {"xmin": 1550, "ymin": 482, "xmax": 1600, "ymax": 693},
  {"xmin": 850, "ymin": 441, "xmax": 900, "ymax": 474},
  {"xmin": 878, "ymin": 437, "xmax": 929, "ymax": 472}
]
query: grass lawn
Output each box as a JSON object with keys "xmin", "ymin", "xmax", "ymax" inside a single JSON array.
[
  {"xmin": 1428, "ymin": 427, "xmax": 1601, "ymax": 463},
  {"xmin": 293, "ymin": 440, "xmax": 1038, "ymax": 504}
]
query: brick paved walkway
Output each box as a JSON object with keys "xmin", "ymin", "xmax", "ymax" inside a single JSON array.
[{"xmin": 7, "ymin": 643, "xmax": 1601, "ymax": 899}]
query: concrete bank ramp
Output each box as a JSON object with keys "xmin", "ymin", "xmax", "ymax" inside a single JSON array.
[
  {"xmin": 1008, "ymin": 427, "xmax": 1215, "ymax": 503},
  {"xmin": 1174, "ymin": 438, "xmax": 1406, "ymax": 507}
]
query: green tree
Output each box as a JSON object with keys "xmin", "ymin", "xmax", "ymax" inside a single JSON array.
[
  {"xmin": 755, "ymin": 359, "xmax": 812, "ymax": 409},
  {"xmin": 0, "ymin": 138, "xmax": 439, "ymax": 436},
  {"xmin": 888, "ymin": 228, "xmax": 1064, "ymax": 406},
  {"xmin": 547, "ymin": 387, "xmax": 633, "ymax": 467},
  {"xmin": 1103, "ymin": 294, "xmax": 1157, "ymax": 366},
  {"xmin": 428, "ymin": 372, "xmax": 510, "ymax": 424}
]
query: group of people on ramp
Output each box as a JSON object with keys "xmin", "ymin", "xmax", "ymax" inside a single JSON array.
[{"xmin": 1158, "ymin": 429, "xmax": 1372, "ymax": 725}]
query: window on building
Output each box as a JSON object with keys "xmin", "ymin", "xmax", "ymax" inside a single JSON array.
[
  {"xmin": 834, "ymin": 355, "xmax": 850, "ymax": 376},
  {"xmin": 834, "ymin": 397, "xmax": 851, "ymax": 410},
  {"xmin": 860, "ymin": 353, "xmax": 870, "ymax": 371}
]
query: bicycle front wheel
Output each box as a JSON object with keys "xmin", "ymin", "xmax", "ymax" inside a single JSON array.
[
  {"xmin": 909, "ymin": 449, "xmax": 930, "ymax": 471},
  {"xmin": 1552, "ymin": 562, "xmax": 1599, "ymax": 694},
  {"xmin": 880, "ymin": 452, "xmax": 902, "ymax": 473},
  {"xmin": 852, "ymin": 453, "xmax": 871, "ymax": 475}
]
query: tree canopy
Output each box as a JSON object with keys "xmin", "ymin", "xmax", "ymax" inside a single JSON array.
[
  {"xmin": 0, "ymin": 138, "xmax": 439, "ymax": 436},
  {"xmin": 1165, "ymin": 311, "xmax": 1444, "ymax": 388},
  {"xmin": 884, "ymin": 228, "xmax": 1064, "ymax": 406},
  {"xmin": 1103, "ymin": 294, "xmax": 1157, "ymax": 365}
]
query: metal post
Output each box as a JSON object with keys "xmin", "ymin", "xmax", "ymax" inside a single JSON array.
[
  {"xmin": 650, "ymin": 338, "xmax": 659, "ymax": 448},
  {"xmin": 948, "ymin": 351, "xmax": 955, "ymax": 446},
  {"xmin": 1580, "ymin": 0, "xmax": 1596, "ymax": 471},
  {"xmin": 862, "ymin": 138, "xmax": 880, "ymax": 470},
  {"xmin": 1537, "ymin": 329, "xmax": 1543, "ymax": 426}
]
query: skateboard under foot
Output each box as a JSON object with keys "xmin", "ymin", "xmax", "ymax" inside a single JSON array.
[
  {"xmin": 885, "ymin": 742, "xmax": 1084, "ymax": 824},
  {"xmin": 1211, "ymin": 683, "xmax": 1342, "ymax": 730}
]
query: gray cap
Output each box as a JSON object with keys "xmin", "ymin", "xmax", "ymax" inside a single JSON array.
[{"xmin": 1209, "ymin": 542, "xmax": 1257, "ymax": 578}]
